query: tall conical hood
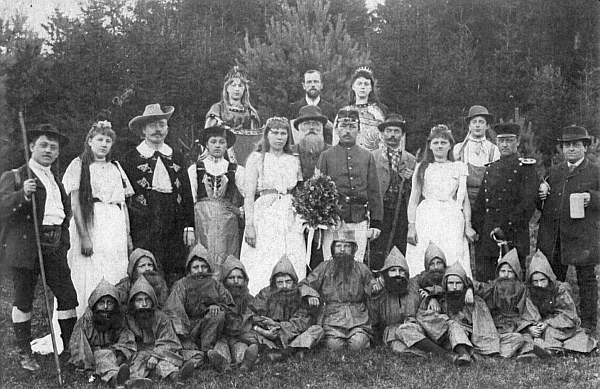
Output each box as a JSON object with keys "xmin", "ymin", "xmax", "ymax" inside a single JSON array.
[
  {"xmin": 380, "ymin": 246, "xmax": 410, "ymax": 277},
  {"xmin": 220, "ymin": 255, "xmax": 248, "ymax": 283},
  {"xmin": 270, "ymin": 254, "xmax": 298, "ymax": 284},
  {"xmin": 526, "ymin": 249, "xmax": 557, "ymax": 284},
  {"xmin": 496, "ymin": 248, "xmax": 523, "ymax": 280},
  {"xmin": 127, "ymin": 248, "xmax": 158, "ymax": 278},
  {"xmin": 424, "ymin": 241, "xmax": 447, "ymax": 270},
  {"xmin": 442, "ymin": 261, "xmax": 468, "ymax": 291},
  {"xmin": 186, "ymin": 243, "xmax": 215, "ymax": 273},
  {"xmin": 88, "ymin": 278, "xmax": 119, "ymax": 308},
  {"xmin": 128, "ymin": 276, "xmax": 158, "ymax": 307}
]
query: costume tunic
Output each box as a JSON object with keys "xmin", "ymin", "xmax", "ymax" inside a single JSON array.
[
  {"xmin": 332, "ymin": 103, "xmax": 387, "ymax": 150},
  {"xmin": 240, "ymin": 152, "xmax": 306, "ymax": 295},
  {"xmin": 405, "ymin": 161, "xmax": 471, "ymax": 277}
]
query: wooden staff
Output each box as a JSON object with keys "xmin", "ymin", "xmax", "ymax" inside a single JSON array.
[{"xmin": 18, "ymin": 111, "xmax": 63, "ymax": 385}]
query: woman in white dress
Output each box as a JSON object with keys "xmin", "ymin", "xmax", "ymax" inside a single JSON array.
[
  {"xmin": 240, "ymin": 117, "xmax": 306, "ymax": 295},
  {"xmin": 405, "ymin": 125, "xmax": 477, "ymax": 278}
]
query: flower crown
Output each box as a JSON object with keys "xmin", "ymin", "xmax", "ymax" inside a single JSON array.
[
  {"xmin": 226, "ymin": 65, "xmax": 248, "ymax": 82},
  {"xmin": 354, "ymin": 66, "xmax": 373, "ymax": 76},
  {"xmin": 430, "ymin": 124, "xmax": 451, "ymax": 134},
  {"xmin": 95, "ymin": 120, "xmax": 112, "ymax": 130}
]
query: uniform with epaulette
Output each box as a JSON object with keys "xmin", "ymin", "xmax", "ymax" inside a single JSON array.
[{"xmin": 472, "ymin": 123, "xmax": 539, "ymax": 281}]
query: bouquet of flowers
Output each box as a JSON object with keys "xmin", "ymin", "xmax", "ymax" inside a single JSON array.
[{"xmin": 292, "ymin": 170, "xmax": 341, "ymax": 266}]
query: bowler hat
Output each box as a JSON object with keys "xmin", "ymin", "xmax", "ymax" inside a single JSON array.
[
  {"xmin": 557, "ymin": 125, "xmax": 592, "ymax": 144},
  {"xmin": 27, "ymin": 124, "xmax": 70, "ymax": 146},
  {"xmin": 129, "ymin": 103, "xmax": 175, "ymax": 137},
  {"xmin": 198, "ymin": 125, "xmax": 236, "ymax": 147},
  {"xmin": 332, "ymin": 229, "xmax": 357, "ymax": 244},
  {"xmin": 464, "ymin": 105, "xmax": 494, "ymax": 124},
  {"xmin": 493, "ymin": 123, "xmax": 520, "ymax": 138},
  {"xmin": 293, "ymin": 105, "xmax": 328, "ymax": 130},
  {"xmin": 378, "ymin": 113, "xmax": 407, "ymax": 132},
  {"xmin": 336, "ymin": 108, "xmax": 360, "ymax": 124}
]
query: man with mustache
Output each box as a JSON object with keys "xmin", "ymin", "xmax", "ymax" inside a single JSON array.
[
  {"xmin": 370, "ymin": 114, "xmax": 415, "ymax": 270},
  {"xmin": 519, "ymin": 250, "xmax": 597, "ymax": 355},
  {"xmin": 249, "ymin": 254, "xmax": 323, "ymax": 361},
  {"xmin": 120, "ymin": 104, "xmax": 194, "ymax": 282},
  {"xmin": 116, "ymin": 248, "xmax": 169, "ymax": 312},
  {"xmin": 472, "ymin": 123, "xmax": 538, "ymax": 282},
  {"xmin": 317, "ymin": 108, "xmax": 383, "ymax": 263},
  {"xmin": 208, "ymin": 255, "xmax": 259, "ymax": 372},
  {"xmin": 125, "ymin": 277, "xmax": 194, "ymax": 386},
  {"xmin": 300, "ymin": 230, "xmax": 375, "ymax": 350},
  {"xmin": 416, "ymin": 262, "xmax": 501, "ymax": 365},
  {"xmin": 69, "ymin": 279, "xmax": 135, "ymax": 387},
  {"xmin": 536, "ymin": 125, "xmax": 600, "ymax": 335},
  {"xmin": 288, "ymin": 70, "xmax": 336, "ymax": 145}
]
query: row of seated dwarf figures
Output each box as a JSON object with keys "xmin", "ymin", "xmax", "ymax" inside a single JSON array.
[{"xmin": 67, "ymin": 229, "xmax": 597, "ymax": 388}]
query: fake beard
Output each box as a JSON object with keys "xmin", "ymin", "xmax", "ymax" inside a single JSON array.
[
  {"xmin": 141, "ymin": 272, "xmax": 167, "ymax": 305},
  {"xmin": 332, "ymin": 253, "xmax": 355, "ymax": 281},
  {"xmin": 266, "ymin": 287, "xmax": 301, "ymax": 322},
  {"xmin": 446, "ymin": 290, "xmax": 466, "ymax": 315},
  {"xmin": 92, "ymin": 310, "xmax": 122, "ymax": 332},
  {"xmin": 299, "ymin": 132, "xmax": 325, "ymax": 154},
  {"xmin": 419, "ymin": 269, "xmax": 445, "ymax": 289},
  {"xmin": 133, "ymin": 308, "xmax": 155, "ymax": 331},
  {"xmin": 383, "ymin": 273, "xmax": 409, "ymax": 297},
  {"xmin": 529, "ymin": 285, "xmax": 556, "ymax": 317},
  {"xmin": 493, "ymin": 278, "xmax": 525, "ymax": 312},
  {"xmin": 227, "ymin": 284, "xmax": 249, "ymax": 299}
]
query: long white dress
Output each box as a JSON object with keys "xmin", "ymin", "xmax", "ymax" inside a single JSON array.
[
  {"xmin": 32, "ymin": 158, "xmax": 133, "ymax": 354},
  {"xmin": 240, "ymin": 152, "xmax": 306, "ymax": 295},
  {"xmin": 405, "ymin": 161, "xmax": 472, "ymax": 278}
]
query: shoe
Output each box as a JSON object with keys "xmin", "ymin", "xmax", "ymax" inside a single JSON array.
[
  {"xmin": 267, "ymin": 351, "xmax": 286, "ymax": 363},
  {"xmin": 240, "ymin": 344, "xmax": 259, "ymax": 372},
  {"xmin": 125, "ymin": 378, "xmax": 154, "ymax": 389},
  {"xmin": 443, "ymin": 352, "xmax": 460, "ymax": 364},
  {"xmin": 454, "ymin": 353, "xmax": 472, "ymax": 366},
  {"xmin": 516, "ymin": 352, "xmax": 538, "ymax": 362},
  {"xmin": 19, "ymin": 351, "xmax": 41, "ymax": 371},
  {"xmin": 178, "ymin": 360, "xmax": 196, "ymax": 381},
  {"xmin": 115, "ymin": 364, "xmax": 130, "ymax": 387},
  {"xmin": 207, "ymin": 350, "xmax": 229, "ymax": 373},
  {"xmin": 532, "ymin": 344, "xmax": 552, "ymax": 359}
]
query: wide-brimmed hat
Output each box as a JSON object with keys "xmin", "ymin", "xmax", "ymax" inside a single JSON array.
[
  {"xmin": 198, "ymin": 125, "xmax": 236, "ymax": 147},
  {"xmin": 493, "ymin": 123, "xmax": 520, "ymax": 138},
  {"xmin": 557, "ymin": 125, "xmax": 592, "ymax": 144},
  {"xmin": 464, "ymin": 105, "xmax": 494, "ymax": 124},
  {"xmin": 378, "ymin": 113, "xmax": 407, "ymax": 132},
  {"xmin": 336, "ymin": 108, "xmax": 360, "ymax": 125},
  {"xmin": 27, "ymin": 124, "xmax": 70, "ymax": 146},
  {"xmin": 293, "ymin": 105, "xmax": 328, "ymax": 130},
  {"xmin": 128, "ymin": 103, "xmax": 174, "ymax": 137}
]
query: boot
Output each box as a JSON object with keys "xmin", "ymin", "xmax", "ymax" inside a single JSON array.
[
  {"xmin": 453, "ymin": 344, "xmax": 472, "ymax": 366},
  {"xmin": 207, "ymin": 350, "xmax": 230, "ymax": 373},
  {"xmin": 239, "ymin": 344, "xmax": 259, "ymax": 372},
  {"xmin": 178, "ymin": 360, "xmax": 196, "ymax": 381},
  {"xmin": 413, "ymin": 338, "xmax": 459, "ymax": 363},
  {"xmin": 113, "ymin": 364, "xmax": 130, "ymax": 388},
  {"xmin": 14, "ymin": 320, "xmax": 40, "ymax": 371},
  {"xmin": 59, "ymin": 316, "xmax": 77, "ymax": 352}
]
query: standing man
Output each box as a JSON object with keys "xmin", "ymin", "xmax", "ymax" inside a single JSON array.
[
  {"xmin": 120, "ymin": 104, "xmax": 194, "ymax": 281},
  {"xmin": 317, "ymin": 108, "xmax": 383, "ymax": 263},
  {"xmin": 370, "ymin": 114, "xmax": 415, "ymax": 270},
  {"xmin": 537, "ymin": 125, "xmax": 600, "ymax": 334},
  {"xmin": 0, "ymin": 124, "xmax": 78, "ymax": 371},
  {"xmin": 472, "ymin": 123, "xmax": 538, "ymax": 281},
  {"xmin": 454, "ymin": 105, "xmax": 500, "ymax": 205},
  {"xmin": 288, "ymin": 70, "xmax": 336, "ymax": 145}
]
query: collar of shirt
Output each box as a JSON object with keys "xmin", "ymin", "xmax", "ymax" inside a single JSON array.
[
  {"xmin": 568, "ymin": 157, "xmax": 585, "ymax": 169},
  {"xmin": 305, "ymin": 95, "xmax": 321, "ymax": 106},
  {"xmin": 29, "ymin": 158, "xmax": 53, "ymax": 176},
  {"xmin": 136, "ymin": 141, "xmax": 173, "ymax": 158},
  {"xmin": 467, "ymin": 134, "xmax": 487, "ymax": 143},
  {"xmin": 204, "ymin": 157, "xmax": 229, "ymax": 176}
]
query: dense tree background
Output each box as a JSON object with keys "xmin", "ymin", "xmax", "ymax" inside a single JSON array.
[{"xmin": 0, "ymin": 0, "xmax": 598, "ymax": 172}]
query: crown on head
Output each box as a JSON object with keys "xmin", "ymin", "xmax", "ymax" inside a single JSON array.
[
  {"xmin": 354, "ymin": 66, "xmax": 373, "ymax": 76},
  {"xmin": 430, "ymin": 124, "xmax": 451, "ymax": 135},
  {"xmin": 226, "ymin": 65, "xmax": 247, "ymax": 82},
  {"xmin": 94, "ymin": 120, "xmax": 112, "ymax": 130}
]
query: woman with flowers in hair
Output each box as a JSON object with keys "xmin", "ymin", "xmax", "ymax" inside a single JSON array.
[
  {"xmin": 205, "ymin": 66, "xmax": 261, "ymax": 166},
  {"xmin": 405, "ymin": 125, "xmax": 477, "ymax": 278},
  {"xmin": 332, "ymin": 67, "xmax": 387, "ymax": 151},
  {"xmin": 240, "ymin": 117, "xmax": 306, "ymax": 295}
]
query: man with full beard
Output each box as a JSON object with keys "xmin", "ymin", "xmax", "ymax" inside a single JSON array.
[
  {"xmin": 520, "ymin": 250, "xmax": 597, "ymax": 355},
  {"xmin": 412, "ymin": 241, "xmax": 447, "ymax": 310},
  {"xmin": 416, "ymin": 262, "xmax": 501, "ymax": 365},
  {"xmin": 301, "ymin": 230, "xmax": 375, "ymax": 350},
  {"xmin": 250, "ymin": 255, "xmax": 323, "ymax": 361},
  {"xmin": 116, "ymin": 248, "xmax": 169, "ymax": 311},
  {"xmin": 125, "ymin": 277, "xmax": 194, "ymax": 386},
  {"xmin": 208, "ymin": 255, "xmax": 259, "ymax": 372},
  {"xmin": 69, "ymin": 279, "xmax": 135, "ymax": 387}
]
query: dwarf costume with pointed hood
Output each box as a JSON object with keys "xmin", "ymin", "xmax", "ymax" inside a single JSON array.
[
  {"xmin": 416, "ymin": 262, "xmax": 501, "ymax": 356},
  {"xmin": 116, "ymin": 248, "xmax": 169, "ymax": 311},
  {"xmin": 518, "ymin": 250, "xmax": 597, "ymax": 354},
  {"xmin": 413, "ymin": 241, "xmax": 447, "ymax": 297},
  {"xmin": 164, "ymin": 243, "xmax": 235, "ymax": 356},
  {"xmin": 69, "ymin": 279, "xmax": 136, "ymax": 383},
  {"xmin": 126, "ymin": 277, "xmax": 184, "ymax": 379},
  {"xmin": 250, "ymin": 255, "xmax": 323, "ymax": 350},
  {"xmin": 370, "ymin": 247, "xmax": 424, "ymax": 354}
]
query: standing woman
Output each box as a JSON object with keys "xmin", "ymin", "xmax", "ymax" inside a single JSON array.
[
  {"xmin": 405, "ymin": 125, "xmax": 477, "ymax": 277},
  {"xmin": 205, "ymin": 66, "xmax": 261, "ymax": 166},
  {"xmin": 241, "ymin": 117, "xmax": 306, "ymax": 295},
  {"xmin": 333, "ymin": 67, "xmax": 387, "ymax": 151}
]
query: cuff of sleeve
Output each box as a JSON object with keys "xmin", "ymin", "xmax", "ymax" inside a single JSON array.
[{"xmin": 370, "ymin": 220, "xmax": 382, "ymax": 230}]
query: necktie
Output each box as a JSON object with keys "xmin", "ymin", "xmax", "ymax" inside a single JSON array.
[
  {"xmin": 389, "ymin": 148, "xmax": 402, "ymax": 174},
  {"xmin": 569, "ymin": 164, "xmax": 576, "ymax": 172},
  {"xmin": 470, "ymin": 139, "xmax": 484, "ymax": 156}
]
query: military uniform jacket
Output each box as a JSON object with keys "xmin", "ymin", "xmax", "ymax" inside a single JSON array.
[
  {"xmin": 0, "ymin": 164, "xmax": 71, "ymax": 269},
  {"xmin": 536, "ymin": 158, "xmax": 600, "ymax": 266},
  {"xmin": 472, "ymin": 154, "xmax": 538, "ymax": 253},
  {"xmin": 317, "ymin": 144, "xmax": 383, "ymax": 226}
]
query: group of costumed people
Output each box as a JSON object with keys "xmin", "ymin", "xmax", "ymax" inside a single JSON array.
[{"xmin": 1, "ymin": 65, "xmax": 599, "ymax": 388}]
